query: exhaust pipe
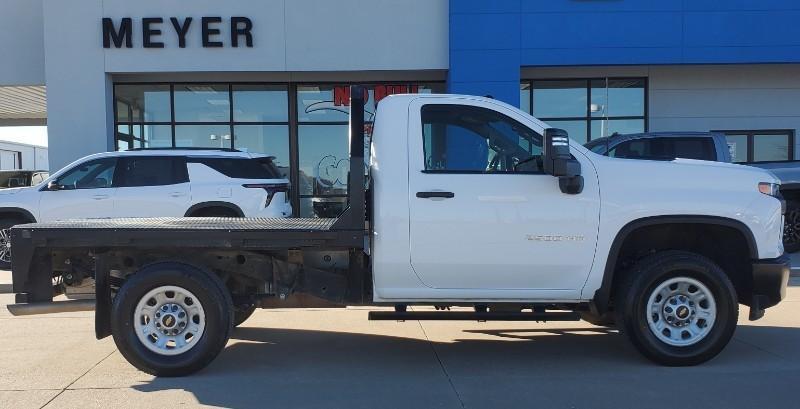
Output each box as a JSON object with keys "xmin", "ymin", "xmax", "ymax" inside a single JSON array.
[{"xmin": 7, "ymin": 300, "xmax": 95, "ymax": 316}]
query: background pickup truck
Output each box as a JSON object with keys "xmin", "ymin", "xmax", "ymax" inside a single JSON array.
[
  {"xmin": 7, "ymin": 87, "xmax": 789, "ymax": 376},
  {"xmin": 585, "ymin": 132, "xmax": 800, "ymax": 252}
]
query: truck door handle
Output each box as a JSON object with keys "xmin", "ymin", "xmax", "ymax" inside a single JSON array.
[
  {"xmin": 92, "ymin": 194, "xmax": 109, "ymax": 200},
  {"xmin": 416, "ymin": 191, "xmax": 455, "ymax": 199},
  {"xmin": 169, "ymin": 192, "xmax": 187, "ymax": 197}
]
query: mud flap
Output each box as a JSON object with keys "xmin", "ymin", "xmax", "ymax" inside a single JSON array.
[{"xmin": 94, "ymin": 256, "xmax": 111, "ymax": 339}]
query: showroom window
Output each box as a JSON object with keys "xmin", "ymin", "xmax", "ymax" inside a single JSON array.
[
  {"xmin": 114, "ymin": 84, "xmax": 290, "ymax": 180},
  {"xmin": 115, "ymin": 82, "xmax": 443, "ymax": 217},
  {"xmin": 714, "ymin": 130, "xmax": 795, "ymax": 163},
  {"xmin": 520, "ymin": 78, "xmax": 647, "ymax": 144}
]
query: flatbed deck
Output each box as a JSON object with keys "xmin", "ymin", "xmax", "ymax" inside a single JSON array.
[
  {"xmin": 11, "ymin": 217, "xmax": 363, "ymax": 251},
  {"xmin": 19, "ymin": 217, "xmax": 337, "ymax": 231}
]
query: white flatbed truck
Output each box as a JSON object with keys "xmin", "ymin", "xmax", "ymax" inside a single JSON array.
[{"xmin": 7, "ymin": 87, "xmax": 789, "ymax": 376}]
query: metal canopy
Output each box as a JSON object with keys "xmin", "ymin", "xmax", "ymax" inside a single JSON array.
[{"xmin": 0, "ymin": 86, "xmax": 46, "ymax": 126}]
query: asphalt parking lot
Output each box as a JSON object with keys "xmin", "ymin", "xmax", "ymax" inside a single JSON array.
[{"xmin": 1, "ymin": 271, "xmax": 799, "ymax": 409}]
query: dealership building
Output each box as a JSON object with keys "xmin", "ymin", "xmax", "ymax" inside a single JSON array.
[{"xmin": 2, "ymin": 0, "xmax": 800, "ymax": 216}]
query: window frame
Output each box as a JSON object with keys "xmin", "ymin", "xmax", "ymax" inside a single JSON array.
[
  {"xmin": 419, "ymin": 103, "xmax": 546, "ymax": 175},
  {"xmin": 712, "ymin": 129, "xmax": 795, "ymax": 163},
  {"xmin": 521, "ymin": 77, "xmax": 649, "ymax": 143}
]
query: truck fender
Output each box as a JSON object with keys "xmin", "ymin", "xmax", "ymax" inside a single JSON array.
[{"xmin": 591, "ymin": 215, "xmax": 757, "ymax": 315}]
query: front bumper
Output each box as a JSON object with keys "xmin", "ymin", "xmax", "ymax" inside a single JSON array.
[{"xmin": 749, "ymin": 253, "xmax": 791, "ymax": 319}]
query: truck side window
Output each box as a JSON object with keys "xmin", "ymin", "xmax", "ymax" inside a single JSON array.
[{"xmin": 421, "ymin": 104, "xmax": 543, "ymax": 173}]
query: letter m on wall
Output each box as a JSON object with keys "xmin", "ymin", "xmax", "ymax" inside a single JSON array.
[{"xmin": 103, "ymin": 18, "xmax": 132, "ymax": 48}]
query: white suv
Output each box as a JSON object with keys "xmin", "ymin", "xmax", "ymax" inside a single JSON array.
[{"xmin": 0, "ymin": 149, "xmax": 292, "ymax": 268}]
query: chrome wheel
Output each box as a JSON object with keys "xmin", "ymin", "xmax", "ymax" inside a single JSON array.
[
  {"xmin": 646, "ymin": 277, "xmax": 716, "ymax": 347},
  {"xmin": 0, "ymin": 228, "xmax": 11, "ymax": 263},
  {"xmin": 133, "ymin": 285, "xmax": 206, "ymax": 356}
]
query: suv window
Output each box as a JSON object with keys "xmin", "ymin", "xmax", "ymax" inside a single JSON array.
[
  {"xmin": 421, "ymin": 104, "xmax": 543, "ymax": 173},
  {"xmin": 57, "ymin": 158, "xmax": 117, "ymax": 189},
  {"xmin": 117, "ymin": 156, "xmax": 188, "ymax": 187},
  {"xmin": 191, "ymin": 157, "xmax": 283, "ymax": 179},
  {"xmin": 610, "ymin": 137, "xmax": 716, "ymax": 161}
]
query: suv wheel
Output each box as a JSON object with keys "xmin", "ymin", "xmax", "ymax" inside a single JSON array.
[
  {"xmin": 615, "ymin": 250, "xmax": 738, "ymax": 366},
  {"xmin": 0, "ymin": 217, "xmax": 25, "ymax": 270}
]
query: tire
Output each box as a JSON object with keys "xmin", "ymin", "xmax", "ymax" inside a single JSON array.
[
  {"xmin": 0, "ymin": 217, "xmax": 25, "ymax": 270},
  {"xmin": 615, "ymin": 250, "xmax": 738, "ymax": 366},
  {"xmin": 783, "ymin": 200, "xmax": 800, "ymax": 253},
  {"xmin": 110, "ymin": 262, "xmax": 233, "ymax": 376},
  {"xmin": 233, "ymin": 304, "xmax": 257, "ymax": 327}
]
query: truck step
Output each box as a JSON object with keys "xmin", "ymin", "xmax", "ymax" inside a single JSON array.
[
  {"xmin": 368, "ymin": 310, "xmax": 581, "ymax": 321},
  {"xmin": 6, "ymin": 300, "xmax": 95, "ymax": 316}
]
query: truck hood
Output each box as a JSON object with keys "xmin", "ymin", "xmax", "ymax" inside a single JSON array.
[
  {"xmin": 589, "ymin": 154, "xmax": 779, "ymax": 199},
  {"xmin": 671, "ymin": 157, "xmax": 779, "ymax": 180},
  {"xmin": 746, "ymin": 162, "xmax": 800, "ymax": 185}
]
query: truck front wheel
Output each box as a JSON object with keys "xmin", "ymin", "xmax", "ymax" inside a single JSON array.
[
  {"xmin": 110, "ymin": 262, "xmax": 233, "ymax": 376},
  {"xmin": 615, "ymin": 251, "xmax": 738, "ymax": 366}
]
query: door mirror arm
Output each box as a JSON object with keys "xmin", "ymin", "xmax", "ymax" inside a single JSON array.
[{"xmin": 543, "ymin": 128, "xmax": 583, "ymax": 195}]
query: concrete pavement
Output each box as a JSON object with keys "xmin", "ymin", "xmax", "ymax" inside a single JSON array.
[{"xmin": 0, "ymin": 275, "xmax": 799, "ymax": 409}]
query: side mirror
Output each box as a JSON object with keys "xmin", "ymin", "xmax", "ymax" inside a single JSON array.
[
  {"xmin": 543, "ymin": 128, "xmax": 583, "ymax": 194},
  {"xmin": 47, "ymin": 180, "xmax": 61, "ymax": 191}
]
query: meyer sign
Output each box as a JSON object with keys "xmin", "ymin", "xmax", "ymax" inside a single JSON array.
[{"xmin": 102, "ymin": 17, "xmax": 253, "ymax": 49}]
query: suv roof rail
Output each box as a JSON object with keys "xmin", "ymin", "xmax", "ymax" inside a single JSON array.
[{"xmin": 127, "ymin": 147, "xmax": 242, "ymax": 152}]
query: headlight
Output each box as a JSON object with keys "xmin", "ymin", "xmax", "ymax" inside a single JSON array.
[{"xmin": 758, "ymin": 182, "xmax": 781, "ymax": 197}]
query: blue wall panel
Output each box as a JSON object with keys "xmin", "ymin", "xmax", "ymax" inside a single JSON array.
[
  {"xmin": 449, "ymin": 0, "xmax": 800, "ymax": 105},
  {"xmin": 520, "ymin": 12, "xmax": 682, "ymax": 49},
  {"xmin": 683, "ymin": 11, "xmax": 800, "ymax": 47},
  {"xmin": 450, "ymin": 13, "xmax": 520, "ymax": 50}
]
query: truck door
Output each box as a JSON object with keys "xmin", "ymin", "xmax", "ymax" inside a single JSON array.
[{"xmin": 407, "ymin": 99, "xmax": 600, "ymax": 291}]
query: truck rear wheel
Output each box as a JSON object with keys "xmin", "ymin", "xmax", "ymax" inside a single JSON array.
[
  {"xmin": 110, "ymin": 262, "xmax": 233, "ymax": 376},
  {"xmin": 615, "ymin": 251, "xmax": 738, "ymax": 366}
]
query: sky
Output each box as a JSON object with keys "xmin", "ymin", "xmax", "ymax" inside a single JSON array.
[{"xmin": 0, "ymin": 126, "xmax": 48, "ymax": 147}]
